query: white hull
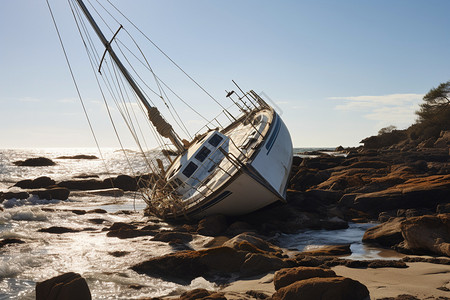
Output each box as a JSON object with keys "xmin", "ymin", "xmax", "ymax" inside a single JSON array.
[{"xmin": 171, "ymin": 112, "xmax": 293, "ymax": 219}]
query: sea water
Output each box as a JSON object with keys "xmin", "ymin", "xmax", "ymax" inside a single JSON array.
[{"xmin": 0, "ymin": 148, "xmax": 392, "ymax": 299}]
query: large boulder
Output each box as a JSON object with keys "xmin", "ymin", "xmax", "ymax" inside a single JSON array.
[
  {"xmin": 272, "ymin": 276, "xmax": 370, "ymax": 300},
  {"xmin": 132, "ymin": 245, "xmax": 292, "ymax": 283},
  {"xmin": 273, "ymin": 267, "xmax": 336, "ymax": 290},
  {"xmin": 35, "ymin": 272, "xmax": 91, "ymax": 300},
  {"xmin": 362, "ymin": 217, "xmax": 405, "ymax": 247},
  {"xmin": 363, "ymin": 214, "xmax": 450, "ymax": 257},
  {"xmin": 132, "ymin": 246, "xmax": 247, "ymax": 283},
  {"xmin": 398, "ymin": 214, "xmax": 450, "ymax": 256}
]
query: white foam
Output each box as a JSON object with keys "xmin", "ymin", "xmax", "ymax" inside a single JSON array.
[
  {"xmin": 2, "ymin": 195, "xmax": 61, "ymax": 208},
  {"xmin": 188, "ymin": 277, "xmax": 218, "ymax": 291},
  {"xmin": 0, "ymin": 261, "xmax": 21, "ymax": 279},
  {"xmin": 11, "ymin": 208, "xmax": 48, "ymax": 222}
]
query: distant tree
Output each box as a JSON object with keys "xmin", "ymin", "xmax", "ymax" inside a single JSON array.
[
  {"xmin": 416, "ymin": 81, "xmax": 450, "ymax": 124},
  {"xmin": 378, "ymin": 125, "xmax": 397, "ymax": 135}
]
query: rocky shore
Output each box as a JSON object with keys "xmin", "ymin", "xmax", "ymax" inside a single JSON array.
[{"xmin": 1, "ymin": 132, "xmax": 449, "ymax": 299}]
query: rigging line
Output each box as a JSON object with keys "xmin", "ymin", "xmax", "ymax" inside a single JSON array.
[
  {"xmin": 107, "ymin": 58, "xmax": 171, "ymax": 170},
  {"xmin": 105, "ymin": 0, "xmax": 228, "ymax": 112},
  {"xmin": 114, "ymin": 60, "xmax": 153, "ymax": 153},
  {"xmin": 70, "ymin": 0, "xmax": 160, "ymax": 178},
  {"xmin": 102, "ymin": 27, "xmax": 208, "ymax": 125},
  {"xmin": 111, "ymin": 43, "xmax": 191, "ymax": 142},
  {"xmin": 49, "ymin": 0, "xmax": 112, "ymax": 183},
  {"xmin": 108, "ymin": 35, "xmax": 192, "ymax": 140},
  {"xmin": 118, "ymin": 27, "xmax": 192, "ymax": 139}
]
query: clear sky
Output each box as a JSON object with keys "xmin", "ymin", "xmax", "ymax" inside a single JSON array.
[{"xmin": 1, "ymin": 0, "xmax": 449, "ymax": 149}]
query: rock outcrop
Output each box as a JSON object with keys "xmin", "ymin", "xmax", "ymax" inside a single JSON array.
[
  {"xmin": 36, "ymin": 272, "xmax": 91, "ymax": 300},
  {"xmin": 13, "ymin": 157, "xmax": 56, "ymax": 166}
]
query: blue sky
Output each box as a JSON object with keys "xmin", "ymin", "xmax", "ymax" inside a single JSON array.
[{"xmin": 1, "ymin": 0, "xmax": 449, "ymax": 149}]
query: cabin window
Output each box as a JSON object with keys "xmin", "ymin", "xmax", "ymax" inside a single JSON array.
[
  {"xmin": 208, "ymin": 134, "xmax": 223, "ymax": 147},
  {"xmin": 195, "ymin": 146, "xmax": 211, "ymax": 162},
  {"xmin": 182, "ymin": 162, "xmax": 198, "ymax": 178}
]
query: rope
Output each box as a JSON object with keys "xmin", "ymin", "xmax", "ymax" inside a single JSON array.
[{"xmin": 104, "ymin": 0, "xmax": 229, "ymax": 112}]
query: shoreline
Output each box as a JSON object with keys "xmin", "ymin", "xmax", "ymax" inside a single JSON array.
[{"xmin": 1, "ymin": 140, "xmax": 449, "ymax": 299}]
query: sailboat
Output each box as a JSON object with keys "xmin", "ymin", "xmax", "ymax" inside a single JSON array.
[{"xmin": 52, "ymin": 0, "xmax": 293, "ymax": 219}]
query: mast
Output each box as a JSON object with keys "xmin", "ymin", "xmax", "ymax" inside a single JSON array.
[{"xmin": 74, "ymin": 0, "xmax": 185, "ymax": 153}]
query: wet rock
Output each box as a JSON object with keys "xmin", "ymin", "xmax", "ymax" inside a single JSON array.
[
  {"xmin": 33, "ymin": 187, "xmax": 70, "ymax": 200},
  {"xmin": 151, "ymin": 231, "xmax": 193, "ymax": 243},
  {"xmin": 273, "ymin": 266, "xmax": 336, "ymax": 290},
  {"xmin": 362, "ymin": 217, "xmax": 404, "ymax": 247},
  {"xmin": 15, "ymin": 176, "xmax": 56, "ymax": 189},
  {"xmin": 38, "ymin": 226, "xmax": 80, "ymax": 234},
  {"xmin": 88, "ymin": 218, "xmax": 106, "ymax": 225},
  {"xmin": 36, "ymin": 272, "xmax": 91, "ymax": 300},
  {"xmin": 197, "ymin": 214, "xmax": 228, "ymax": 236},
  {"xmin": 56, "ymin": 155, "xmax": 98, "ymax": 159},
  {"xmin": 0, "ymin": 238, "xmax": 25, "ymax": 248},
  {"xmin": 108, "ymin": 251, "xmax": 130, "ymax": 257},
  {"xmin": 13, "ymin": 157, "xmax": 56, "ymax": 167},
  {"xmin": 223, "ymin": 233, "xmax": 285, "ymax": 257},
  {"xmin": 112, "ymin": 175, "xmax": 138, "ymax": 191},
  {"xmin": 87, "ymin": 208, "xmax": 107, "ymax": 214},
  {"xmin": 58, "ymin": 179, "xmax": 112, "ymax": 190},
  {"xmin": 179, "ymin": 289, "xmax": 226, "ymax": 300},
  {"xmin": 106, "ymin": 222, "xmax": 156, "ymax": 239},
  {"xmin": 132, "ymin": 246, "xmax": 247, "ymax": 283},
  {"xmin": 240, "ymin": 252, "xmax": 292, "ymax": 277},
  {"xmin": 0, "ymin": 191, "xmax": 29, "ymax": 200},
  {"xmin": 272, "ymin": 276, "xmax": 369, "ymax": 300},
  {"xmin": 300, "ymin": 244, "xmax": 351, "ymax": 256}
]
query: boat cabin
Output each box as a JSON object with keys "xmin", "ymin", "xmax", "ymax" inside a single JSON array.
[{"xmin": 166, "ymin": 130, "xmax": 229, "ymax": 195}]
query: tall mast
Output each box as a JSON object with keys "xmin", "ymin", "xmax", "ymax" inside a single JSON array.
[{"xmin": 74, "ymin": 0, "xmax": 185, "ymax": 153}]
